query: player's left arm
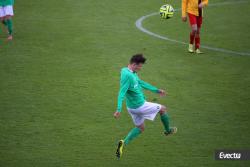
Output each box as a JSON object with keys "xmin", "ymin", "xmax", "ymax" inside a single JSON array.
[
  {"xmin": 139, "ymin": 79, "xmax": 158, "ymax": 92},
  {"xmin": 138, "ymin": 79, "xmax": 166, "ymax": 96},
  {"xmin": 199, "ymin": 0, "xmax": 208, "ymax": 8}
]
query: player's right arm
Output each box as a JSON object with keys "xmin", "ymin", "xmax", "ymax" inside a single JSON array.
[
  {"xmin": 182, "ymin": 0, "xmax": 188, "ymax": 22},
  {"xmin": 116, "ymin": 73, "xmax": 130, "ymax": 114}
]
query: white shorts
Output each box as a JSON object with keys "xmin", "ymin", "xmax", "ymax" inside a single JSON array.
[
  {"xmin": 0, "ymin": 5, "xmax": 14, "ymax": 18},
  {"xmin": 127, "ymin": 102, "xmax": 162, "ymax": 126}
]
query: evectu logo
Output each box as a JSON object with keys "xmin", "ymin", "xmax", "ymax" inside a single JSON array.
[
  {"xmin": 215, "ymin": 150, "xmax": 250, "ymax": 160},
  {"xmin": 219, "ymin": 152, "xmax": 241, "ymax": 159}
]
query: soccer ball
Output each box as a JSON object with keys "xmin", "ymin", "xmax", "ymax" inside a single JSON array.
[{"xmin": 159, "ymin": 4, "xmax": 174, "ymax": 19}]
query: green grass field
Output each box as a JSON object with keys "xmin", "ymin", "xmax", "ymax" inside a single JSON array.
[{"xmin": 1, "ymin": 0, "xmax": 250, "ymax": 166}]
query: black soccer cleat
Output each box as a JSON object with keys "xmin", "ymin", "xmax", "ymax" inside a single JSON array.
[
  {"xmin": 116, "ymin": 140, "xmax": 124, "ymax": 159},
  {"xmin": 164, "ymin": 127, "xmax": 177, "ymax": 136}
]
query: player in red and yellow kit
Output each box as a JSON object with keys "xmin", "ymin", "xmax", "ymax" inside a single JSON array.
[{"xmin": 182, "ymin": 0, "xmax": 208, "ymax": 54}]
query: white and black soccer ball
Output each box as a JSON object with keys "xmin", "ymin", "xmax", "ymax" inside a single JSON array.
[{"xmin": 159, "ymin": 4, "xmax": 174, "ymax": 19}]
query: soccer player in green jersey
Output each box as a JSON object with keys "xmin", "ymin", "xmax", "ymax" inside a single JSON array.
[
  {"xmin": 0, "ymin": 0, "xmax": 14, "ymax": 40},
  {"xmin": 114, "ymin": 54, "xmax": 177, "ymax": 158}
]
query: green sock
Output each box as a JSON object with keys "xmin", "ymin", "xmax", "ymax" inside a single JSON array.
[
  {"xmin": 161, "ymin": 113, "xmax": 170, "ymax": 132},
  {"xmin": 6, "ymin": 19, "xmax": 13, "ymax": 35},
  {"xmin": 124, "ymin": 127, "xmax": 141, "ymax": 145},
  {"xmin": 2, "ymin": 20, "xmax": 7, "ymax": 26}
]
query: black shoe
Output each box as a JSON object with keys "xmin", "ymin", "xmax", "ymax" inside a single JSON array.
[
  {"xmin": 116, "ymin": 140, "xmax": 124, "ymax": 159},
  {"xmin": 164, "ymin": 127, "xmax": 177, "ymax": 136}
]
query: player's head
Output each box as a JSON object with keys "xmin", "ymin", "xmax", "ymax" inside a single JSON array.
[{"xmin": 129, "ymin": 54, "xmax": 146, "ymax": 72}]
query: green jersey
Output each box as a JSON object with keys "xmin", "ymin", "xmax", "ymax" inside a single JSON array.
[
  {"xmin": 117, "ymin": 67, "xmax": 159, "ymax": 112},
  {"xmin": 0, "ymin": 0, "xmax": 14, "ymax": 6}
]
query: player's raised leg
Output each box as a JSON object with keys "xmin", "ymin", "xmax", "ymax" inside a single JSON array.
[{"xmin": 159, "ymin": 105, "xmax": 177, "ymax": 136}]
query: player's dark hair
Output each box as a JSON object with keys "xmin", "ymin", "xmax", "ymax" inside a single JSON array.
[{"xmin": 130, "ymin": 54, "xmax": 146, "ymax": 64}]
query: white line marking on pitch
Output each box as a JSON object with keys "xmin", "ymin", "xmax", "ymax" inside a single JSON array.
[{"xmin": 135, "ymin": 0, "xmax": 250, "ymax": 56}]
